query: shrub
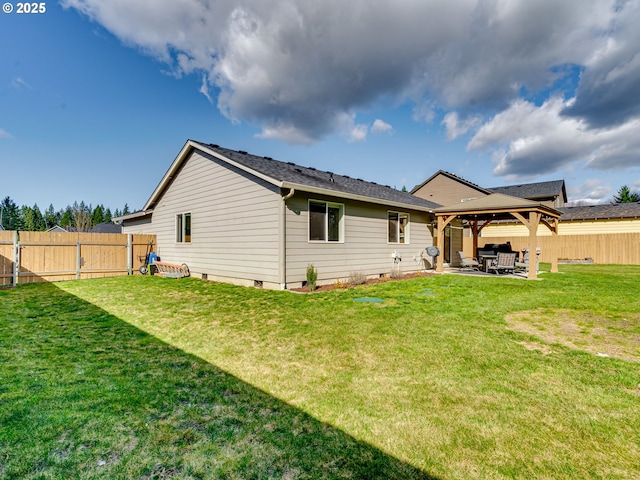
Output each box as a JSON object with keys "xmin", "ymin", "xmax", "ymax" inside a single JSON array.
[
  {"xmin": 348, "ymin": 271, "xmax": 367, "ymax": 285},
  {"xmin": 389, "ymin": 266, "xmax": 404, "ymax": 279},
  {"xmin": 334, "ymin": 279, "xmax": 349, "ymax": 289},
  {"xmin": 306, "ymin": 264, "xmax": 318, "ymax": 291}
]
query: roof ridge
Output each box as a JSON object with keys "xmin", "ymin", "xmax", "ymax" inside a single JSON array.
[{"xmin": 191, "ymin": 140, "xmax": 442, "ymax": 211}]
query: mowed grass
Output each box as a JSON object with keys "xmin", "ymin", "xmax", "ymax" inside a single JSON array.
[{"xmin": 1, "ymin": 265, "xmax": 639, "ymax": 479}]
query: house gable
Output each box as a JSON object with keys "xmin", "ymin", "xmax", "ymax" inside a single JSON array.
[
  {"xmin": 411, "ymin": 170, "xmax": 489, "ymax": 207},
  {"xmin": 132, "ymin": 148, "xmax": 283, "ymax": 285}
]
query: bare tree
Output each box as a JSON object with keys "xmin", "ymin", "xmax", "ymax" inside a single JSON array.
[{"xmin": 72, "ymin": 201, "xmax": 92, "ymax": 232}]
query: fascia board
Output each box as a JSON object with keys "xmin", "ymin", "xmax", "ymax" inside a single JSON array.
[{"xmin": 281, "ymin": 181, "xmax": 435, "ymax": 213}]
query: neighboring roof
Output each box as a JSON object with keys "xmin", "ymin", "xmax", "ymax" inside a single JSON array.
[
  {"xmin": 434, "ymin": 193, "xmax": 562, "ymax": 218},
  {"xmin": 46, "ymin": 225, "xmax": 68, "ymax": 233},
  {"xmin": 92, "ymin": 222, "xmax": 123, "ymax": 233},
  {"xmin": 140, "ymin": 140, "xmax": 441, "ymax": 214},
  {"xmin": 488, "ymin": 180, "xmax": 567, "ymax": 203},
  {"xmin": 559, "ymin": 202, "xmax": 640, "ymax": 221},
  {"xmin": 410, "ymin": 170, "xmax": 490, "ymax": 195}
]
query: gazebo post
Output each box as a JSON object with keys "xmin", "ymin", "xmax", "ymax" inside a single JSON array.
[
  {"xmin": 551, "ymin": 217, "xmax": 559, "ymax": 273},
  {"xmin": 528, "ymin": 212, "xmax": 541, "ymax": 280},
  {"xmin": 436, "ymin": 215, "xmax": 445, "ymax": 272},
  {"xmin": 472, "ymin": 220, "xmax": 479, "ymax": 259}
]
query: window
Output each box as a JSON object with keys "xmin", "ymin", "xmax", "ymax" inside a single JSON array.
[
  {"xmin": 309, "ymin": 200, "xmax": 344, "ymax": 242},
  {"xmin": 176, "ymin": 213, "xmax": 191, "ymax": 243},
  {"xmin": 388, "ymin": 211, "xmax": 409, "ymax": 243}
]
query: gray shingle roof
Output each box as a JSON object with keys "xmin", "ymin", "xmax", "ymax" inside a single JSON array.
[
  {"xmin": 559, "ymin": 202, "xmax": 640, "ymax": 221},
  {"xmin": 488, "ymin": 180, "xmax": 566, "ymax": 201},
  {"xmin": 92, "ymin": 222, "xmax": 123, "ymax": 233},
  {"xmin": 195, "ymin": 141, "xmax": 442, "ymax": 210}
]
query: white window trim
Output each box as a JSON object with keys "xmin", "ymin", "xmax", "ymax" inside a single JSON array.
[
  {"xmin": 387, "ymin": 211, "xmax": 410, "ymax": 244},
  {"xmin": 308, "ymin": 200, "xmax": 345, "ymax": 243},
  {"xmin": 176, "ymin": 212, "xmax": 192, "ymax": 244}
]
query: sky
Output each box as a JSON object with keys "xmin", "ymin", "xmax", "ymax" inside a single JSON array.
[{"xmin": 1, "ymin": 0, "xmax": 639, "ymax": 213}]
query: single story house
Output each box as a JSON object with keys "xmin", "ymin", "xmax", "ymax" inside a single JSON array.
[{"xmin": 116, "ymin": 140, "xmax": 441, "ymax": 289}]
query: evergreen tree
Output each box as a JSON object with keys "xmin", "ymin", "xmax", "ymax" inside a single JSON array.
[
  {"xmin": 612, "ymin": 185, "xmax": 640, "ymax": 203},
  {"xmin": 104, "ymin": 208, "xmax": 112, "ymax": 223},
  {"xmin": 44, "ymin": 204, "xmax": 58, "ymax": 229},
  {"xmin": 59, "ymin": 205, "xmax": 73, "ymax": 228},
  {"xmin": 0, "ymin": 196, "xmax": 21, "ymax": 230},
  {"xmin": 92, "ymin": 204, "xmax": 105, "ymax": 227},
  {"xmin": 122, "ymin": 203, "xmax": 130, "ymax": 215},
  {"xmin": 23, "ymin": 204, "xmax": 45, "ymax": 231}
]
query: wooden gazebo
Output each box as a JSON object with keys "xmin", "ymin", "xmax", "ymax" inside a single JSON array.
[{"xmin": 433, "ymin": 193, "xmax": 562, "ymax": 279}]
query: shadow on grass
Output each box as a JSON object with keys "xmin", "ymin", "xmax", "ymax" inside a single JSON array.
[{"xmin": 0, "ymin": 282, "xmax": 437, "ymax": 479}]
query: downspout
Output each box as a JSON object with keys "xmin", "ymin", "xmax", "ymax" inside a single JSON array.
[{"xmin": 279, "ymin": 188, "xmax": 295, "ymax": 289}]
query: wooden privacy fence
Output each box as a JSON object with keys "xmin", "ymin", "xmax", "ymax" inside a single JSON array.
[
  {"xmin": 0, "ymin": 231, "xmax": 156, "ymax": 285},
  {"xmin": 464, "ymin": 232, "xmax": 640, "ymax": 265}
]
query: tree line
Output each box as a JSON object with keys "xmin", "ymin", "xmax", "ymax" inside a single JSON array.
[{"xmin": 0, "ymin": 196, "xmax": 132, "ymax": 232}]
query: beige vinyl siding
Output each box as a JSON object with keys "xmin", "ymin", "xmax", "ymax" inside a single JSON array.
[
  {"xmin": 413, "ymin": 174, "xmax": 486, "ymax": 207},
  {"xmin": 482, "ymin": 218, "xmax": 640, "ymax": 237},
  {"xmin": 285, "ymin": 193, "xmax": 434, "ymax": 284},
  {"xmin": 144, "ymin": 150, "xmax": 281, "ymax": 284},
  {"xmin": 121, "ymin": 216, "xmax": 152, "ymax": 234}
]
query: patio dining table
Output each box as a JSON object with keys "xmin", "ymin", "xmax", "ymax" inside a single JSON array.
[{"xmin": 479, "ymin": 254, "xmax": 497, "ymax": 273}]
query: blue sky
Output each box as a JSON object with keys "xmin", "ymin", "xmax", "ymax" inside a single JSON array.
[{"xmin": 1, "ymin": 1, "xmax": 639, "ymax": 212}]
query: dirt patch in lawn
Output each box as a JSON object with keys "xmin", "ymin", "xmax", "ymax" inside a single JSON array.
[
  {"xmin": 506, "ymin": 309, "xmax": 640, "ymax": 363},
  {"xmin": 291, "ymin": 271, "xmax": 435, "ymax": 293}
]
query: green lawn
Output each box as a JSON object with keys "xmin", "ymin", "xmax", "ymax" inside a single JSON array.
[{"xmin": 1, "ymin": 265, "xmax": 639, "ymax": 479}]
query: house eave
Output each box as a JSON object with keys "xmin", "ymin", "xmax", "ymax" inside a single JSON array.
[
  {"xmin": 281, "ymin": 181, "xmax": 435, "ymax": 213},
  {"xmin": 113, "ymin": 210, "xmax": 153, "ymax": 223}
]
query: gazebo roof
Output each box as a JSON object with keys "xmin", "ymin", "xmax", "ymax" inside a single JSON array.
[{"xmin": 433, "ymin": 193, "xmax": 562, "ymax": 220}]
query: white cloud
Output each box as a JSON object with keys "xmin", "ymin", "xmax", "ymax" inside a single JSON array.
[
  {"xmin": 198, "ymin": 75, "xmax": 213, "ymax": 103},
  {"xmin": 442, "ymin": 112, "xmax": 481, "ymax": 140},
  {"xmin": 371, "ymin": 119, "xmax": 393, "ymax": 135},
  {"xmin": 334, "ymin": 112, "xmax": 368, "ymax": 143},
  {"xmin": 12, "ymin": 78, "xmax": 33, "ymax": 90},
  {"xmin": 566, "ymin": 179, "xmax": 611, "ymax": 205},
  {"xmin": 468, "ymin": 96, "xmax": 640, "ymax": 179},
  {"xmin": 62, "ymin": 0, "xmax": 640, "ymax": 178},
  {"xmin": 255, "ymin": 123, "xmax": 314, "ymax": 145},
  {"xmin": 0, "ymin": 128, "xmax": 13, "ymax": 139}
]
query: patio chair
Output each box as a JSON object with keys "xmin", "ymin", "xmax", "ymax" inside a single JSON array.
[
  {"xmin": 488, "ymin": 252, "xmax": 517, "ymax": 275},
  {"xmin": 515, "ymin": 249, "xmax": 529, "ymax": 272},
  {"xmin": 457, "ymin": 251, "xmax": 479, "ymax": 270}
]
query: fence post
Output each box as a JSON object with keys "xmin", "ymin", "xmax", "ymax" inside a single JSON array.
[
  {"xmin": 127, "ymin": 234, "xmax": 132, "ymax": 275},
  {"xmin": 76, "ymin": 240, "xmax": 81, "ymax": 280},
  {"xmin": 12, "ymin": 231, "xmax": 19, "ymax": 287}
]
